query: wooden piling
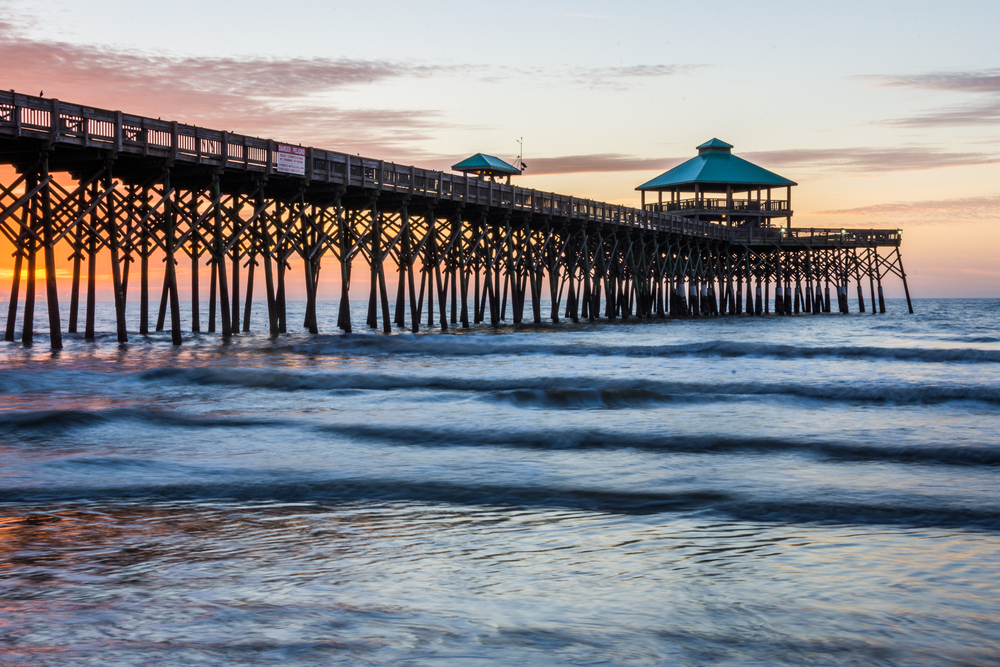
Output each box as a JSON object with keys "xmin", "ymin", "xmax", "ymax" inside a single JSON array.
[
  {"xmin": 67, "ymin": 195, "xmax": 82, "ymax": 334},
  {"xmin": 191, "ymin": 238, "xmax": 201, "ymax": 333},
  {"xmin": 230, "ymin": 246, "xmax": 240, "ymax": 333},
  {"xmin": 897, "ymin": 250, "xmax": 914, "ymax": 314},
  {"xmin": 867, "ymin": 249, "xmax": 877, "ymax": 315},
  {"xmin": 213, "ymin": 177, "xmax": 232, "ymax": 337},
  {"xmin": 105, "ymin": 168, "xmax": 127, "ymax": 343},
  {"xmin": 208, "ymin": 258, "xmax": 217, "ymax": 332},
  {"xmin": 376, "ymin": 214, "xmax": 393, "ymax": 335},
  {"xmin": 243, "ymin": 254, "xmax": 255, "ymax": 333},
  {"xmin": 258, "ymin": 187, "xmax": 279, "ymax": 335},
  {"xmin": 4, "ymin": 228, "xmax": 26, "ymax": 343},
  {"xmin": 23, "ymin": 220, "xmax": 36, "ymax": 346},
  {"xmin": 139, "ymin": 188, "xmax": 150, "ymax": 335},
  {"xmin": 38, "ymin": 157, "xmax": 62, "ymax": 349},
  {"xmin": 164, "ymin": 171, "xmax": 182, "ymax": 345},
  {"xmin": 337, "ymin": 206, "xmax": 353, "ymax": 334}
]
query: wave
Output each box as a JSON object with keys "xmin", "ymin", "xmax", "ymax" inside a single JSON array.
[
  {"xmin": 1, "ymin": 476, "xmax": 996, "ymax": 529},
  {"xmin": 942, "ymin": 336, "xmax": 1000, "ymax": 344},
  {"xmin": 3, "ymin": 408, "xmax": 996, "ymax": 469},
  {"xmin": 0, "ymin": 408, "xmax": 283, "ymax": 433},
  {"xmin": 0, "ymin": 478, "xmax": 727, "ymax": 516},
  {"xmin": 136, "ymin": 367, "xmax": 1000, "ymax": 407},
  {"xmin": 719, "ymin": 499, "xmax": 1000, "ymax": 531},
  {"xmin": 0, "ymin": 371, "xmax": 94, "ymax": 395},
  {"xmin": 487, "ymin": 383, "xmax": 1000, "ymax": 408},
  {"xmin": 273, "ymin": 334, "xmax": 1000, "ymax": 364},
  {"xmin": 326, "ymin": 424, "xmax": 1000, "ymax": 468},
  {"xmin": 48, "ymin": 456, "xmax": 172, "ymax": 471}
]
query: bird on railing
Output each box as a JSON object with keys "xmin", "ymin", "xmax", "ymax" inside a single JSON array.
[{"xmin": 39, "ymin": 90, "xmax": 43, "ymax": 97}]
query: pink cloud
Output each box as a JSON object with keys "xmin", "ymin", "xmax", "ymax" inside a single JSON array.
[
  {"xmin": 0, "ymin": 26, "xmax": 465, "ymax": 156},
  {"xmin": 864, "ymin": 69, "xmax": 1000, "ymax": 127},
  {"xmin": 814, "ymin": 194, "xmax": 1000, "ymax": 225}
]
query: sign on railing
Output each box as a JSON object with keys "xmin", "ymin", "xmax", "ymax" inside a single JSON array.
[{"xmin": 276, "ymin": 144, "xmax": 306, "ymax": 176}]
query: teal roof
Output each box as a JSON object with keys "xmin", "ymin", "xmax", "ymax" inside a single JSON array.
[
  {"xmin": 452, "ymin": 153, "xmax": 521, "ymax": 176},
  {"xmin": 637, "ymin": 139, "xmax": 796, "ymax": 190}
]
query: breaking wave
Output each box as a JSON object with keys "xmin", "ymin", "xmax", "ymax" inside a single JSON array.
[
  {"xmin": 4, "ymin": 406, "xmax": 996, "ymax": 469},
  {"xmin": 1, "ymin": 475, "xmax": 996, "ymax": 529},
  {"xmin": 0, "ymin": 408, "xmax": 283, "ymax": 433},
  {"xmin": 321, "ymin": 424, "xmax": 1000, "ymax": 468},
  {"xmin": 135, "ymin": 367, "xmax": 1000, "ymax": 406},
  {"xmin": 274, "ymin": 334, "xmax": 1000, "ymax": 364},
  {"xmin": 0, "ymin": 477, "xmax": 727, "ymax": 516}
]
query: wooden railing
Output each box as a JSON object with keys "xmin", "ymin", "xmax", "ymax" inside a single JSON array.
[
  {"xmin": 734, "ymin": 227, "xmax": 901, "ymax": 246},
  {"xmin": 645, "ymin": 199, "xmax": 790, "ymax": 213},
  {"xmin": 0, "ymin": 91, "xmax": 899, "ymax": 247}
]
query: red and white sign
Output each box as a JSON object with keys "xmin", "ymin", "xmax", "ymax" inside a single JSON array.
[{"xmin": 276, "ymin": 144, "xmax": 306, "ymax": 176}]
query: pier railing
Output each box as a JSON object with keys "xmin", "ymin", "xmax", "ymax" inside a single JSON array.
[
  {"xmin": 0, "ymin": 93, "xmax": 708, "ymax": 233},
  {"xmin": 0, "ymin": 91, "xmax": 898, "ymax": 249},
  {"xmin": 733, "ymin": 228, "xmax": 901, "ymax": 247},
  {"xmin": 645, "ymin": 199, "xmax": 790, "ymax": 213}
]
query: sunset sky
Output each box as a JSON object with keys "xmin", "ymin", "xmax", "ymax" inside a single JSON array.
[{"xmin": 1, "ymin": 0, "xmax": 998, "ymax": 298}]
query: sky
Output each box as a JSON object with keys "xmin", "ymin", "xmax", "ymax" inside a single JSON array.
[{"xmin": 1, "ymin": 0, "xmax": 998, "ymax": 298}]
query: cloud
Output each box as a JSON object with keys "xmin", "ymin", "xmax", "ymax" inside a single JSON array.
[
  {"xmin": 0, "ymin": 27, "xmax": 470, "ymax": 156},
  {"xmin": 0, "ymin": 23, "xmax": 697, "ymax": 155},
  {"xmin": 508, "ymin": 146, "xmax": 999, "ymax": 178},
  {"xmin": 864, "ymin": 69, "xmax": 1000, "ymax": 127},
  {"xmin": 567, "ymin": 64, "xmax": 703, "ymax": 90},
  {"xmin": 958, "ymin": 268, "xmax": 1000, "ymax": 278},
  {"xmin": 414, "ymin": 152, "xmax": 683, "ymax": 176},
  {"xmin": 814, "ymin": 194, "xmax": 1000, "ymax": 225},
  {"xmin": 743, "ymin": 147, "xmax": 1000, "ymax": 173},
  {"xmin": 1, "ymin": 42, "xmax": 442, "ymax": 99},
  {"xmin": 584, "ymin": 65, "xmax": 692, "ymax": 79},
  {"xmin": 515, "ymin": 154, "xmax": 682, "ymax": 175},
  {"xmin": 873, "ymin": 70, "xmax": 1000, "ymax": 95},
  {"xmin": 471, "ymin": 63, "xmax": 700, "ymax": 89},
  {"xmin": 881, "ymin": 102, "xmax": 1000, "ymax": 128}
]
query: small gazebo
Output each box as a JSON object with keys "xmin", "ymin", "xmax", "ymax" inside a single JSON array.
[
  {"xmin": 637, "ymin": 139, "xmax": 797, "ymax": 228},
  {"xmin": 452, "ymin": 153, "xmax": 522, "ymax": 184}
]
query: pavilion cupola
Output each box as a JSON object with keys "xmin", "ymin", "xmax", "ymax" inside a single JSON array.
[
  {"xmin": 637, "ymin": 139, "xmax": 797, "ymax": 229},
  {"xmin": 452, "ymin": 153, "xmax": 522, "ymax": 184},
  {"xmin": 696, "ymin": 138, "xmax": 735, "ymax": 154}
]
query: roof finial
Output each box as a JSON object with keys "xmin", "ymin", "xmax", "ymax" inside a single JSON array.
[{"xmin": 697, "ymin": 138, "xmax": 733, "ymax": 154}]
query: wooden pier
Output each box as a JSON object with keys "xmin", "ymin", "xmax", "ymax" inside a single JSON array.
[{"xmin": 0, "ymin": 91, "xmax": 912, "ymax": 348}]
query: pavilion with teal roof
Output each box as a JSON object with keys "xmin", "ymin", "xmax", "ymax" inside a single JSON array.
[
  {"xmin": 637, "ymin": 139, "xmax": 796, "ymax": 229},
  {"xmin": 452, "ymin": 153, "xmax": 522, "ymax": 184}
]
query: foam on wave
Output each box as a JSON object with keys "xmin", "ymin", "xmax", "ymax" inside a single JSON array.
[
  {"xmin": 1, "ymin": 476, "xmax": 995, "ymax": 529},
  {"xmin": 273, "ymin": 335, "xmax": 1000, "ymax": 364},
  {"xmin": 135, "ymin": 367, "xmax": 1000, "ymax": 406}
]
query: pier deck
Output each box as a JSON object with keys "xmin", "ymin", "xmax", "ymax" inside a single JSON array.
[{"xmin": 0, "ymin": 91, "xmax": 910, "ymax": 348}]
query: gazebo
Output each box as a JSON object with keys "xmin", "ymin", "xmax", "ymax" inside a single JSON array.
[
  {"xmin": 637, "ymin": 139, "xmax": 796, "ymax": 228},
  {"xmin": 452, "ymin": 153, "xmax": 522, "ymax": 184}
]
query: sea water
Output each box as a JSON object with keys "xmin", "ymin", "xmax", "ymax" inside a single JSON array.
[{"xmin": 1, "ymin": 299, "xmax": 998, "ymax": 665}]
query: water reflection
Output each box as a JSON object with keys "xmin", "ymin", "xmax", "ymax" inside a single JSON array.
[{"xmin": 1, "ymin": 500, "xmax": 998, "ymax": 664}]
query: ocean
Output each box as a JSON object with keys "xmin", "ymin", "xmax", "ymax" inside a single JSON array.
[{"xmin": 1, "ymin": 298, "xmax": 998, "ymax": 665}]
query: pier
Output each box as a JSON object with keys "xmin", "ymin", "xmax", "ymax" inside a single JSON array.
[{"xmin": 0, "ymin": 91, "xmax": 912, "ymax": 348}]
